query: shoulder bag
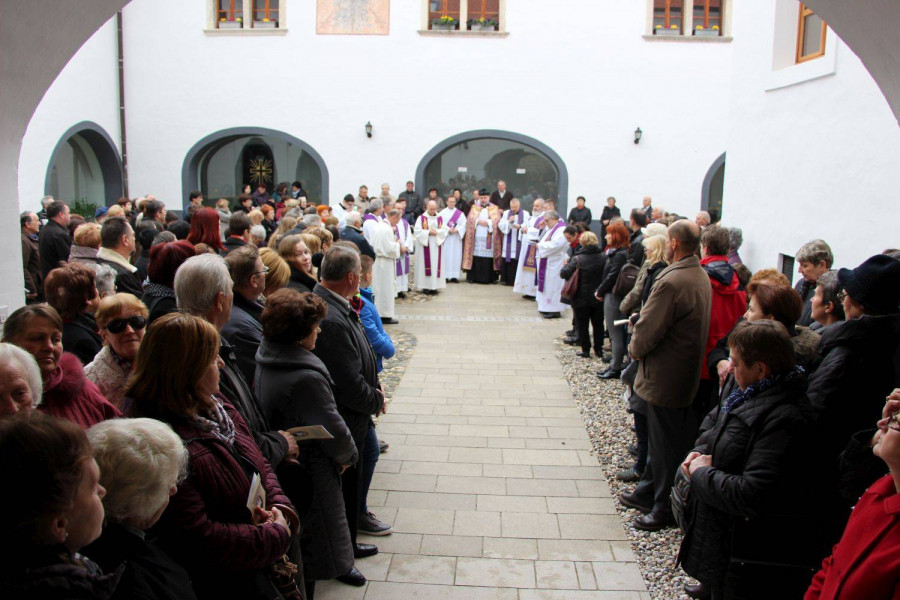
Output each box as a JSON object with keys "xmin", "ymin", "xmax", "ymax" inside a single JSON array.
[{"xmin": 560, "ymin": 257, "xmax": 580, "ymax": 303}]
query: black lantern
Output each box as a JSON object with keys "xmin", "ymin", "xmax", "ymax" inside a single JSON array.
[
  {"xmin": 634, "ymin": 127, "xmax": 642, "ymax": 144},
  {"xmin": 365, "ymin": 122, "xmax": 373, "ymax": 138}
]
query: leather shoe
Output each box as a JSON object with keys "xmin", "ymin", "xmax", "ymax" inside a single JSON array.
[
  {"xmin": 615, "ymin": 465, "xmax": 643, "ymax": 482},
  {"xmin": 565, "ymin": 329, "xmax": 575, "ymax": 337},
  {"xmin": 381, "ymin": 317, "xmax": 399, "ymax": 325},
  {"xmin": 563, "ymin": 336, "xmax": 579, "ymax": 345},
  {"xmin": 575, "ymin": 350, "xmax": 591, "ymax": 358},
  {"xmin": 336, "ymin": 566, "xmax": 367, "ymax": 587},
  {"xmin": 618, "ymin": 492, "xmax": 652, "ymax": 514},
  {"xmin": 601, "ymin": 353, "xmax": 612, "ymax": 363},
  {"xmin": 353, "ymin": 543, "xmax": 378, "ymax": 558},
  {"xmin": 597, "ymin": 368, "xmax": 622, "ymax": 380},
  {"xmin": 684, "ymin": 581, "xmax": 711, "ymax": 599},
  {"xmin": 634, "ymin": 512, "xmax": 675, "ymax": 531}
]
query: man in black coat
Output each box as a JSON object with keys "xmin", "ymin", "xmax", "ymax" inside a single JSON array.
[
  {"xmin": 490, "ymin": 180, "xmax": 513, "ymax": 212},
  {"xmin": 312, "ymin": 246, "xmax": 385, "ymax": 566},
  {"xmin": 39, "ymin": 201, "xmax": 72, "ymax": 281},
  {"xmin": 223, "ymin": 212, "xmax": 252, "ymax": 255},
  {"xmin": 21, "ymin": 211, "xmax": 43, "ymax": 302},
  {"xmin": 173, "ymin": 253, "xmax": 296, "ymax": 470},
  {"xmin": 628, "ymin": 209, "xmax": 648, "ymax": 266},
  {"xmin": 340, "ymin": 212, "xmax": 376, "ymax": 259},
  {"xmin": 398, "ymin": 181, "xmax": 422, "ymax": 225},
  {"xmin": 96, "ymin": 217, "xmax": 143, "ymax": 297},
  {"xmin": 221, "ymin": 245, "xmax": 266, "ymax": 386}
]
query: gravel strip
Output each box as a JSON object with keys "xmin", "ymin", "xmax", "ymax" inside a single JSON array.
[{"xmin": 553, "ymin": 335, "xmax": 694, "ymax": 600}]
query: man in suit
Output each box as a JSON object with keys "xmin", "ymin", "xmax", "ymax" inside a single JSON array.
[
  {"xmin": 340, "ymin": 212, "xmax": 376, "ymax": 259},
  {"xmin": 39, "ymin": 201, "xmax": 72, "ymax": 281},
  {"xmin": 312, "ymin": 246, "xmax": 388, "ymax": 584},
  {"xmin": 490, "ymin": 180, "xmax": 513, "ymax": 212}
]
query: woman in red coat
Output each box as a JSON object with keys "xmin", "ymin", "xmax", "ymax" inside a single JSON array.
[
  {"xmin": 2, "ymin": 304, "xmax": 120, "ymax": 428},
  {"xmin": 126, "ymin": 312, "xmax": 300, "ymax": 600},
  {"xmin": 805, "ymin": 387, "xmax": 900, "ymax": 599}
]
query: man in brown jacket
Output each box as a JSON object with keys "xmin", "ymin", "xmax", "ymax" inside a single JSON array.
[
  {"xmin": 20, "ymin": 211, "xmax": 42, "ymax": 302},
  {"xmin": 620, "ymin": 220, "xmax": 711, "ymax": 531}
]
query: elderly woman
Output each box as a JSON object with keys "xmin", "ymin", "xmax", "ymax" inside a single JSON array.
[
  {"xmin": 595, "ymin": 220, "xmax": 630, "ymax": 379},
  {"xmin": 186, "ymin": 207, "xmax": 225, "ymax": 253},
  {"xmin": 0, "ymin": 343, "xmax": 42, "ymax": 418},
  {"xmin": 141, "ymin": 240, "xmax": 195, "ymax": 324},
  {"xmin": 44, "ymin": 262, "xmax": 103, "ymax": 366},
  {"xmin": 84, "ymin": 418, "xmax": 196, "ymax": 600},
  {"xmin": 805, "ymin": 388, "xmax": 900, "ymax": 599},
  {"xmin": 2, "ymin": 305, "xmax": 119, "ymax": 428},
  {"xmin": 84, "ymin": 294, "xmax": 148, "ymax": 411},
  {"xmin": 810, "ymin": 270, "xmax": 845, "ymax": 330},
  {"xmin": 215, "ymin": 198, "xmax": 231, "ymax": 241},
  {"xmin": 68, "ymin": 222, "xmax": 102, "ymax": 264},
  {"xmin": 125, "ymin": 312, "xmax": 299, "ymax": 599},
  {"xmin": 794, "ymin": 239, "xmax": 834, "ymax": 326},
  {"xmin": 560, "ymin": 231, "xmax": 606, "ymax": 358},
  {"xmin": 278, "ymin": 234, "xmax": 317, "ymax": 293},
  {"xmin": 255, "ymin": 289, "xmax": 358, "ymax": 590},
  {"xmin": 90, "ymin": 263, "xmax": 118, "ymax": 299},
  {"xmin": 259, "ymin": 248, "xmax": 290, "ymax": 299},
  {"xmin": 0, "ymin": 413, "xmax": 112, "ymax": 598},
  {"xmin": 679, "ymin": 320, "xmax": 819, "ymax": 599},
  {"xmin": 727, "ymin": 227, "xmax": 743, "ymax": 265}
]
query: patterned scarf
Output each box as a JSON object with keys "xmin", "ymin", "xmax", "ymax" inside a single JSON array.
[
  {"xmin": 191, "ymin": 396, "xmax": 236, "ymax": 446},
  {"xmin": 350, "ymin": 294, "xmax": 363, "ymax": 315},
  {"xmin": 723, "ymin": 365, "xmax": 804, "ymax": 414}
]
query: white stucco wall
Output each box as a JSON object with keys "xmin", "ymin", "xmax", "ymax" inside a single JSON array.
[
  {"xmin": 17, "ymin": 17, "xmax": 121, "ymax": 213},
  {"xmin": 723, "ymin": 0, "xmax": 900, "ymax": 280},
  {"xmin": 28, "ymin": 0, "xmax": 729, "ymax": 219}
]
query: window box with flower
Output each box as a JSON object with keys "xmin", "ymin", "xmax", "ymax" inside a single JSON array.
[
  {"xmin": 254, "ymin": 18, "xmax": 277, "ymax": 28},
  {"xmin": 218, "ymin": 17, "xmax": 242, "ymax": 29},
  {"xmin": 467, "ymin": 17, "xmax": 498, "ymax": 32},
  {"xmin": 431, "ymin": 15, "xmax": 458, "ymax": 31},
  {"xmin": 654, "ymin": 24, "xmax": 682, "ymax": 36},
  {"xmin": 693, "ymin": 24, "xmax": 720, "ymax": 37}
]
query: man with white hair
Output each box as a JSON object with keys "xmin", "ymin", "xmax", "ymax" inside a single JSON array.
[
  {"xmin": 413, "ymin": 200, "xmax": 448, "ymax": 294},
  {"xmin": 378, "ymin": 183, "xmax": 395, "ymax": 205},
  {"xmin": 362, "ymin": 199, "xmax": 384, "ymax": 243},
  {"xmin": 695, "ymin": 211, "xmax": 711, "ymax": 229},
  {"xmin": 642, "ymin": 196, "xmax": 653, "ymax": 222},
  {"xmin": 651, "ymin": 206, "xmax": 665, "ymax": 223},
  {"xmin": 513, "ymin": 197, "xmax": 546, "ymax": 298},
  {"xmin": 438, "ymin": 194, "xmax": 466, "ymax": 282},
  {"xmin": 370, "ymin": 210, "xmax": 402, "ymax": 324},
  {"xmin": 340, "ymin": 211, "xmax": 376, "ymax": 259},
  {"xmin": 497, "ymin": 198, "xmax": 529, "ymax": 286},
  {"xmin": 174, "ymin": 254, "xmax": 298, "ymax": 469},
  {"xmin": 535, "ymin": 210, "xmax": 568, "ymax": 318}
]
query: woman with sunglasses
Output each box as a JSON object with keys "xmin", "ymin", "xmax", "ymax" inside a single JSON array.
[
  {"xmin": 1, "ymin": 304, "xmax": 120, "ymax": 428},
  {"xmin": 85, "ymin": 294, "xmax": 149, "ymax": 411},
  {"xmin": 805, "ymin": 387, "xmax": 900, "ymax": 599}
]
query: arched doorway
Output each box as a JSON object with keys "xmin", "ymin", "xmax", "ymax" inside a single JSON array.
[
  {"xmin": 183, "ymin": 127, "xmax": 328, "ymax": 209},
  {"xmin": 701, "ymin": 152, "xmax": 726, "ymax": 222},
  {"xmin": 416, "ymin": 130, "xmax": 569, "ymax": 215},
  {"xmin": 44, "ymin": 121, "xmax": 123, "ymax": 209}
]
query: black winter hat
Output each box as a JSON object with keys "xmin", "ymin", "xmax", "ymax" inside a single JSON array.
[{"xmin": 837, "ymin": 254, "xmax": 900, "ymax": 315}]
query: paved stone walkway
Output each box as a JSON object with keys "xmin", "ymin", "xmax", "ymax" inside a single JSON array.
[{"xmin": 317, "ymin": 281, "xmax": 648, "ymax": 600}]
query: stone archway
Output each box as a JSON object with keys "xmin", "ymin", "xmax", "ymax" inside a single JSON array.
[
  {"xmin": 700, "ymin": 152, "xmax": 726, "ymax": 222},
  {"xmin": 44, "ymin": 121, "xmax": 123, "ymax": 208},
  {"xmin": 416, "ymin": 130, "xmax": 569, "ymax": 215}
]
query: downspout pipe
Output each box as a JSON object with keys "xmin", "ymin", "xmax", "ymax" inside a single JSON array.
[{"xmin": 116, "ymin": 11, "xmax": 129, "ymax": 198}]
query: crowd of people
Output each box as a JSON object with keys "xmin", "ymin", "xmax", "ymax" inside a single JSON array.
[{"xmin": 7, "ymin": 180, "xmax": 900, "ymax": 600}]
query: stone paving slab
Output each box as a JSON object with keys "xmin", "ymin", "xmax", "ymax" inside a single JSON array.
[{"xmin": 316, "ymin": 282, "xmax": 642, "ymax": 599}]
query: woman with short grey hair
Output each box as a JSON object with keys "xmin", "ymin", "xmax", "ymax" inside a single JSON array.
[
  {"xmin": 727, "ymin": 227, "xmax": 743, "ymax": 265},
  {"xmin": 84, "ymin": 418, "xmax": 196, "ymax": 600},
  {"xmin": 0, "ymin": 342, "xmax": 42, "ymax": 417}
]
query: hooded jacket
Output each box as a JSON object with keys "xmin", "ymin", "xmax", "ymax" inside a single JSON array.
[
  {"xmin": 700, "ymin": 255, "xmax": 747, "ymax": 381},
  {"xmin": 359, "ymin": 287, "xmax": 395, "ymax": 371}
]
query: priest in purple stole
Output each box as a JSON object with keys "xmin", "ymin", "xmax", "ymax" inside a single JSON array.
[
  {"xmin": 535, "ymin": 210, "xmax": 568, "ymax": 318},
  {"xmin": 497, "ymin": 198, "xmax": 529, "ymax": 286},
  {"xmin": 413, "ymin": 200, "xmax": 448, "ymax": 293},
  {"xmin": 513, "ymin": 197, "xmax": 545, "ymax": 297},
  {"xmin": 438, "ymin": 195, "xmax": 466, "ymax": 282},
  {"xmin": 393, "ymin": 198, "xmax": 414, "ymax": 296}
]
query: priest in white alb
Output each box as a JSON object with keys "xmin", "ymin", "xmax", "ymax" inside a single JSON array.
[
  {"xmin": 535, "ymin": 210, "xmax": 568, "ymax": 319},
  {"xmin": 438, "ymin": 194, "xmax": 466, "ymax": 282},
  {"xmin": 392, "ymin": 197, "xmax": 415, "ymax": 298},
  {"xmin": 497, "ymin": 197, "xmax": 529, "ymax": 287},
  {"xmin": 513, "ymin": 197, "xmax": 545, "ymax": 298},
  {"xmin": 413, "ymin": 200, "xmax": 448, "ymax": 294},
  {"xmin": 370, "ymin": 208, "xmax": 402, "ymax": 323},
  {"xmin": 362, "ymin": 199, "xmax": 385, "ymax": 243}
]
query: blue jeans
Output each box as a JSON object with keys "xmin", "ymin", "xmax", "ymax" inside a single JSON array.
[{"xmin": 358, "ymin": 425, "xmax": 379, "ymax": 516}]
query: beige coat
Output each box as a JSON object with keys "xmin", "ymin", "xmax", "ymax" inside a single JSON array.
[{"xmin": 629, "ymin": 255, "xmax": 711, "ymax": 409}]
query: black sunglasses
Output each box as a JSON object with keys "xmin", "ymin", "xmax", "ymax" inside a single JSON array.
[{"xmin": 106, "ymin": 315, "xmax": 147, "ymax": 334}]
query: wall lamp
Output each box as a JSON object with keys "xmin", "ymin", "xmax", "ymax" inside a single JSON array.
[
  {"xmin": 365, "ymin": 121, "xmax": 373, "ymax": 138},
  {"xmin": 634, "ymin": 127, "xmax": 642, "ymax": 144}
]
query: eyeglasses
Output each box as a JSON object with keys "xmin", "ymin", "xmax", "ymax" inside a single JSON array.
[
  {"xmin": 254, "ymin": 266, "xmax": 269, "ymax": 276},
  {"xmin": 836, "ymin": 290, "xmax": 848, "ymax": 302},
  {"xmin": 106, "ymin": 315, "xmax": 147, "ymax": 334}
]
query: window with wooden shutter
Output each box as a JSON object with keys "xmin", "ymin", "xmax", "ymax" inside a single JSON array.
[
  {"xmin": 692, "ymin": 0, "xmax": 722, "ymax": 35},
  {"xmin": 429, "ymin": 0, "xmax": 461, "ymax": 30},
  {"xmin": 653, "ymin": 0, "xmax": 684, "ymax": 34}
]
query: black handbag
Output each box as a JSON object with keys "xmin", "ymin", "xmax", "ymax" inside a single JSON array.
[
  {"xmin": 671, "ymin": 466, "xmax": 691, "ymax": 533},
  {"xmin": 560, "ymin": 257, "xmax": 580, "ymax": 303},
  {"xmin": 612, "ymin": 261, "xmax": 639, "ymax": 297}
]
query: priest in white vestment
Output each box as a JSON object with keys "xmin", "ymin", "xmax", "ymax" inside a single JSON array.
[
  {"xmin": 535, "ymin": 210, "xmax": 568, "ymax": 318},
  {"xmin": 438, "ymin": 195, "xmax": 466, "ymax": 282},
  {"xmin": 413, "ymin": 200, "xmax": 448, "ymax": 293},
  {"xmin": 362, "ymin": 199, "xmax": 385, "ymax": 243},
  {"xmin": 513, "ymin": 198, "xmax": 545, "ymax": 297},
  {"xmin": 393, "ymin": 197, "xmax": 415, "ymax": 296},
  {"xmin": 370, "ymin": 209, "xmax": 402, "ymax": 322},
  {"xmin": 497, "ymin": 198, "xmax": 529, "ymax": 287}
]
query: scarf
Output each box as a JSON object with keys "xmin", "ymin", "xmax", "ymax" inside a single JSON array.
[
  {"xmin": 350, "ymin": 294, "xmax": 363, "ymax": 315},
  {"xmin": 143, "ymin": 282, "xmax": 176, "ymax": 299},
  {"xmin": 419, "ymin": 214, "xmax": 443, "ymax": 277},
  {"xmin": 723, "ymin": 366, "xmax": 804, "ymax": 414},
  {"xmin": 191, "ymin": 397, "xmax": 236, "ymax": 446}
]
